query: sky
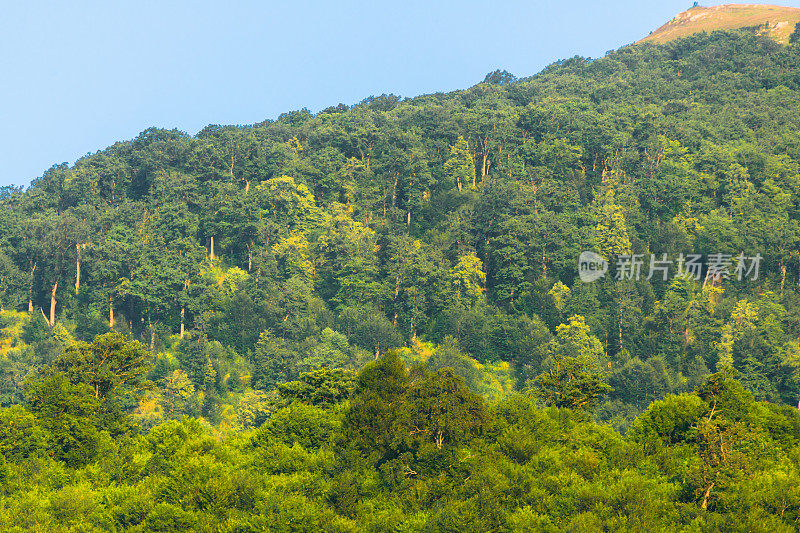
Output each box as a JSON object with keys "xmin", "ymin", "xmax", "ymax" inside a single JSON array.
[{"xmin": 2, "ymin": 0, "xmax": 799, "ymax": 187}]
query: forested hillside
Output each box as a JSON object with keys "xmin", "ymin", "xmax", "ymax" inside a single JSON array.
[{"xmin": 2, "ymin": 29, "xmax": 800, "ymax": 530}]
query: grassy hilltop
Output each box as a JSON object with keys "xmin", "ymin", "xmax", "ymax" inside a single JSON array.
[{"xmin": 641, "ymin": 3, "xmax": 800, "ymax": 44}]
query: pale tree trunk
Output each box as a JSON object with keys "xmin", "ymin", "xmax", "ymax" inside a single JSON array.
[
  {"xmin": 407, "ymin": 211, "xmax": 411, "ymax": 226},
  {"xmin": 75, "ymin": 244, "xmax": 81, "ymax": 294},
  {"xmin": 149, "ymin": 319, "xmax": 156, "ymax": 352},
  {"xmin": 391, "ymin": 173, "xmax": 399, "ymax": 210},
  {"xmin": 28, "ymin": 262, "xmax": 36, "ymax": 315},
  {"xmin": 209, "ymin": 236, "xmax": 216, "ymax": 262},
  {"xmin": 109, "ymin": 298, "xmax": 115, "ymax": 327},
  {"xmin": 181, "ymin": 279, "xmax": 190, "ymax": 339},
  {"xmin": 393, "ymin": 275, "xmax": 401, "ymax": 327},
  {"xmin": 244, "ymin": 180, "xmax": 250, "ymax": 194},
  {"xmin": 246, "ymin": 242, "xmax": 253, "ymax": 272},
  {"xmin": 75, "ymin": 244, "xmax": 86, "ymax": 294},
  {"xmin": 49, "ymin": 282, "xmax": 58, "ymax": 326},
  {"xmin": 477, "ymin": 135, "xmax": 490, "ymax": 184},
  {"xmin": 781, "ymin": 263, "xmax": 786, "ymax": 295},
  {"xmin": 701, "ymin": 481, "xmax": 716, "ymax": 510}
]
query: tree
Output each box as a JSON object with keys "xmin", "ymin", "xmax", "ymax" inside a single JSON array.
[
  {"xmin": 427, "ymin": 336, "xmax": 480, "ymax": 391},
  {"xmin": 160, "ymin": 369, "xmax": 198, "ymax": 419},
  {"xmin": 337, "ymin": 305, "xmax": 404, "ymax": 357},
  {"xmin": 404, "ymin": 368, "xmax": 488, "ymax": 451},
  {"xmin": 343, "ymin": 350, "xmax": 409, "ymax": 461},
  {"xmin": 251, "ymin": 330, "xmax": 298, "ymax": 390},
  {"xmin": 450, "ymin": 252, "xmax": 486, "ymax": 307},
  {"xmin": 25, "ymin": 370, "xmax": 102, "ymax": 467},
  {"xmin": 443, "ymin": 136, "xmax": 474, "ymax": 191},
  {"xmin": 175, "ymin": 331, "xmax": 211, "ymax": 388},
  {"xmin": 790, "ymin": 22, "xmax": 800, "ymax": 43},
  {"xmin": 483, "ymin": 69, "xmax": 517, "ymax": 85},
  {"xmin": 594, "ymin": 187, "xmax": 632, "ymax": 259},
  {"xmin": 0, "ymin": 405, "xmax": 49, "ymax": 463},
  {"xmin": 533, "ymin": 315, "xmax": 611, "ymax": 410},
  {"xmin": 53, "ymin": 331, "xmax": 152, "ymax": 401},
  {"xmin": 692, "ymin": 371, "xmax": 754, "ymax": 510},
  {"xmin": 277, "ymin": 367, "xmax": 356, "ymax": 406},
  {"xmin": 534, "ymin": 354, "xmax": 612, "ymax": 411}
]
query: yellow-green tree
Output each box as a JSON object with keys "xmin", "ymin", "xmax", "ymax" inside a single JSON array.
[
  {"xmin": 594, "ymin": 188, "xmax": 632, "ymax": 258},
  {"xmin": 443, "ymin": 136, "xmax": 474, "ymax": 191},
  {"xmin": 450, "ymin": 252, "xmax": 486, "ymax": 306},
  {"xmin": 534, "ymin": 315, "xmax": 610, "ymax": 410},
  {"xmin": 273, "ymin": 232, "xmax": 315, "ymax": 282}
]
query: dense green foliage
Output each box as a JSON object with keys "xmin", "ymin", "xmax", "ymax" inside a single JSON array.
[{"xmin": 2, "ymin": 29, "xmax": 800, "ymax": 529}]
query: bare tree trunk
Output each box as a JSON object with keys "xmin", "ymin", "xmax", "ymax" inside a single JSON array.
[
  {"xmin": 209, "ymin": 236, "xmax": 215, "ymax": 262},
  {"xmin": 28, "ymin": 262, "xmax": 36, "ymax": 315},
  {"xmin": 245, "ymin": 180, "xmax": 250, "ymax": 194},
  {"xmin": 701, "ymin": 481, "xmax": 715, "ymax": 510},
  {"xmin": 180, "ymin": 307, "xmax": 185, "ymax": 339},
  {"xmin": 75, "ymin": 243, "xmax": 81, "ymax": 294},
  {"xmin": 781, "ymin": 263, "xmax": 786, "ymax": 295},
  {"xmin": 49, "ymin": 282, "xmax": 58, "ymax": 326},
  {"xmin": 407, "ymin": 211, "xmax": 411, "ymax": 226},
  {"xmin": 109, "ymin": 298, "xmax": 115, "ymax": 327},
  {"xmin": 247, "ymin": 242, "xmax": 253, "ymax": 272},
  {"xmin": 391, "ymin": 173, "xmax": 399, "ymax": 210},
  {"xmin": 479, "ymin": 135, "xmax": 490, "ymax": 182}
]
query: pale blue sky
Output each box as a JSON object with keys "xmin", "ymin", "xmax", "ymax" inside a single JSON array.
[{"xmin": 2, "ymin": 1, "xmax": 798, "ymax": 187}]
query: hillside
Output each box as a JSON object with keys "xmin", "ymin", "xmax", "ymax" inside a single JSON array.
[
  {"xmin": 2, "ymin": 29, "xmax": 800, "ymax": 531},
  {"xmin": 640, "ymin": 3, "xmax": 800, "ymax": 44}
]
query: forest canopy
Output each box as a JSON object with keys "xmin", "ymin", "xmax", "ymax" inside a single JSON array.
[{"xmin": 1, "ymin": 29, "xmax": 800, "ymax": 530}]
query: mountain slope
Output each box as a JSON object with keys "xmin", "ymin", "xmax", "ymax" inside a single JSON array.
[{"xmin": 640, "ymin": 3, "xmax": 800, "ymax": 44}]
